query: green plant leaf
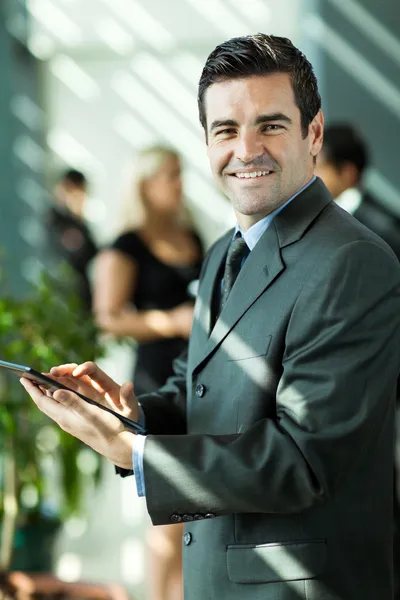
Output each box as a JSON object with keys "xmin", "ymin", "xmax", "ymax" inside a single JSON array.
[{"xmin": 0, "ymin": 260, "xmax": 108, "ymax": 526}]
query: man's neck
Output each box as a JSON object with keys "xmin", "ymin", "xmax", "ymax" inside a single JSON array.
[{"xmin": 235, "ymin": 175, "xmax": 316, "ymax": 231}]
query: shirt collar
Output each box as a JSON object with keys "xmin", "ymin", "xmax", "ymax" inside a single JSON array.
[{"xmin": 235, "ymin": 176, "xmax": 316, "ymax": 251}]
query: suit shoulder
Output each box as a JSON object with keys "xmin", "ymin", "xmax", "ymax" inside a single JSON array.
[{"xmin": 317, "ymin": 201, "xmax": 399, "ymax": 264}]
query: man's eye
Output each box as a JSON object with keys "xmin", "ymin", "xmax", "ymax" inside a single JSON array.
[
  {"xmin": 216, "ymin": 128, "xmax": 236, "ymax": 136},
  {"xmin": 262, "ymin": 124, "xmax": 283, "ymax": 132}
]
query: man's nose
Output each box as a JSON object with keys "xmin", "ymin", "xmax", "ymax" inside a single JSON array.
[{"xmin": 234, "ymin": 132, "xmax": 264, "ymax": 163}]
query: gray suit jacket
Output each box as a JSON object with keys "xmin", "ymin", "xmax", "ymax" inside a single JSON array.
[{"xmin": 138, "ymin": 178, "xmax": 400, "ymax": 600}]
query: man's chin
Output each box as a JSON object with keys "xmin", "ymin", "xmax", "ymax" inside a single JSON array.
[
  {"xmin": 230, "ymin": 195, "xmax": 274, "ymax": 217},
  {"xmin": 225, "ymin": 182, "xmax": 282, "ymax": 214}
]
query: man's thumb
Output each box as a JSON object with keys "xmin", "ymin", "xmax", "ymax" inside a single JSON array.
[{"xmin": 120, "ymin": 381, "xmax": 136, "ymax": 407}]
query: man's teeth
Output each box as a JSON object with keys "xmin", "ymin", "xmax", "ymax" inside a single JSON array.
[{"xmin": 235, "ymin": 171, "xmax": 271, "ymax": 178}]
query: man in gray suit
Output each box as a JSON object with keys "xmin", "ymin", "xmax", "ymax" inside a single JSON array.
[{"xmin": 22, "ymin": 34, "xmax": 400, "ymax": 600}]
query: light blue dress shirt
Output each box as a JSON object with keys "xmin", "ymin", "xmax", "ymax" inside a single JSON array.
[{"xmin": 133, "ymin": 176, "xmax": 316, "ymax": 497}]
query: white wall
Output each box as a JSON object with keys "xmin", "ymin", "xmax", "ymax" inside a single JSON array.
[
  {"xmin": 34, "ymin": 0, "xmax": 301, "ymax": 248},
  {"xmin": 45, "ymin": 49, "xmax": 235, "ymax": 248}
]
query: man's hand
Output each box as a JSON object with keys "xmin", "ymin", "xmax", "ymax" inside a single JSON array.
[
  {"xmin": 20, "ymin": 362, "xmax": 140, "ymax": 469},
  {"xmin": 50, "ymin": 361, "xmax": 140, "ymax": 423}
]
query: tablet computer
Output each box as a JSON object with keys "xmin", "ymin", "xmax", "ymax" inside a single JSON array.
[{"xmin": 0, "ymin": 359, "xmax": 147, "ymax": 434}]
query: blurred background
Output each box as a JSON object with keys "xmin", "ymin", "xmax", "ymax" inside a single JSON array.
[{"xmin": 0, "ymin": 0, "xmax": 399, "ymax": 599}]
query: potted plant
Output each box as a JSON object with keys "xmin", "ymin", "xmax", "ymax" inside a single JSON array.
[{"xmin": 0, "ymin": 264, "xmax": 105, "ymax": 579}]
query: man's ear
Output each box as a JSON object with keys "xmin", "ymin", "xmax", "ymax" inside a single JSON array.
[{"xmin": 310, "ymin": 109, "xmax": 324, "ymax": 159}]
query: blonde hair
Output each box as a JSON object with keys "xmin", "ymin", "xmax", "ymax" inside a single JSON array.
[{"xmin": 116, "ymin": 145, "xmax": 188, "ymax": 234}]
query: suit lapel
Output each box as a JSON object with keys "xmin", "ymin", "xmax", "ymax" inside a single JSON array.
[
  {"xmin": 191, "ymin": 177, "xmax": 333, "ymax": 373},
  {"xmin": 189, "ymin": 231, "xmax": 232, "ymax": 371},
  {"xmin": 193, "ymin": 224, "xmax": 284, "ymax": 372}
]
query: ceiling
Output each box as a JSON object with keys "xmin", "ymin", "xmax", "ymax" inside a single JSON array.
[{"xmin": 25, "ymin": 0, "xmax": 300, "ymax": 58}]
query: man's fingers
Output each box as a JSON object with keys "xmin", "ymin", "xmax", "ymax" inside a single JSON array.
[
  {"xmin": 33, "ymin": 364, "xmax": 128, "ymax": 419},
  {"xmin": 120, "ymin": 381, "xmax": 135, "ymax": 408},
  {"xmin": 21, "ymin": 377, "xmax": 129, "ymax": 467},
  {"xmin": 50, "ymin": 363, "xmax": 109, "ymax": 393},
  {"xmin": 21, "ymin": 378, "xmax": 70, "ymax": 423},
  {"xmin": 72, "ymin": 362, "xmax": 120, "ymax": 392},
  {"xmin": 53, "ymin": 388, "xmax": 87, "ymax": 412},
  {"xmin": 52, "ymin": 388, "xmax": 121, "ymax": 432},
  {"xmin": 119, "ymin": 382, "xmax": 139, "ymax": 420},
  {"xmin": 50, "ymin": 364, "xmax": 78, "ymax": 377},
  {"xmin": 46, "ymin": 374, "xmax": 124, "ymax": 415},
  {"xmin": 21, "ymin": 377, "xmax": 111, "ymax": 429},
  {"xmin": 50, "ymin": 364, "xmax": 92, "ymax": 389},
  {"xmin": 55, "ymin": 376, "xmax": 108, "ymax": 406}
]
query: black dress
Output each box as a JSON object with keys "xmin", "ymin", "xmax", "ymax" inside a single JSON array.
[{"xmin": 111, "ymin": 230, "xmax": 203, "ymax": 395}]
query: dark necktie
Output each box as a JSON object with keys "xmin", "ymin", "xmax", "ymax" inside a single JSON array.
[{"xmin": 220, "ymin": 233, "xmax": 248, "ymax": 311}]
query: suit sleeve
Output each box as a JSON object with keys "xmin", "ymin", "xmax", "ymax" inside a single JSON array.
[{"xmin": 141, "ymin": 240, "xmax": 400, "ymax": 524}]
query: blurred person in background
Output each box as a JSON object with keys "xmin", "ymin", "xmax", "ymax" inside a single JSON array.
[
  {"xmin": 46, "ymin": 168, "xmax": 97, "ymax": 311},
  {"xmin": 316, "ymin": 123, "xmax": 400, "ymax": 259},
  {"xmin": 316, "ymin": 123, "xmax": 400, "ymax": 599},
  {"xmin": 93, "ymin": 145, "xmax": 204, "ymax": 600}
]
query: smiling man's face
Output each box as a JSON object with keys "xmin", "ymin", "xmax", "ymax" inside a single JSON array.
[{"xmin": 205, "ymin": 73, "xmax": 324, "ymax": 230}]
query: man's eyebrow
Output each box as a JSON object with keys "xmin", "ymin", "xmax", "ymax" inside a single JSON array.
[
  {"xmin": 255, "ymin": 113, "xmax": 292, "ymax": 125},
  {"xmin": 209, "ymin": 113, "xmax": 292, "ymax": 133},
  {"xmin": 209, "ymin": 119, "xmax": 238, "ymax": 133}
]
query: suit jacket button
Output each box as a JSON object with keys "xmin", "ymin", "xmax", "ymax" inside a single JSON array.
[
  {"xmin": 194, "ymin": 514, "xmax": 205, "ymax": 520},
  {"xmin": 171, "ymin": 514, "xmax": 182, "ymax": 523},
  {"xmin": 195, "ymin": 384, "xmax": 206, "ymax": 398},
  {"xmin": 205, "ymin": 513, "xmax": 216, "ymax": 519},
  {"xmin": 182, "ymin": 514, "xmax": 194, "ymax": 522},
  {"xmin": 183, "ymin": 532, "xmax": 192, "ymax": 546}
]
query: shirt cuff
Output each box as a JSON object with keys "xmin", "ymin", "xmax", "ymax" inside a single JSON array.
[{"xmin": 133, "ymin": 434, "xmax": 146, "ymax": 497}]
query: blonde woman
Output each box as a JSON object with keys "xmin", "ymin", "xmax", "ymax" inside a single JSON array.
[{"xmin": 93, "ymin": 145, "xmax": 203, "ymax": 600}]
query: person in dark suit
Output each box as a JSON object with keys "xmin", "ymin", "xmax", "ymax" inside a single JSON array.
[
  {"xmin": 315, "ymin": 123, "xmax": 400, "ymax": 259},
  {"xmin": 22, "ymin": 34, "xmax": 400, "ymax": 600},
  {"xmin": 45, "ymin": 169, "xmax": 97, "ymax": 311},
  {"xmin": 316, "ymin": 123, "xmax": 400, "ymax": 599}
]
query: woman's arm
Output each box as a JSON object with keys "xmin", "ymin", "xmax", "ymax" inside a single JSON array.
[{"xmin": 93, "ymin": 249, "xmax": 193, "ymax": 341}]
